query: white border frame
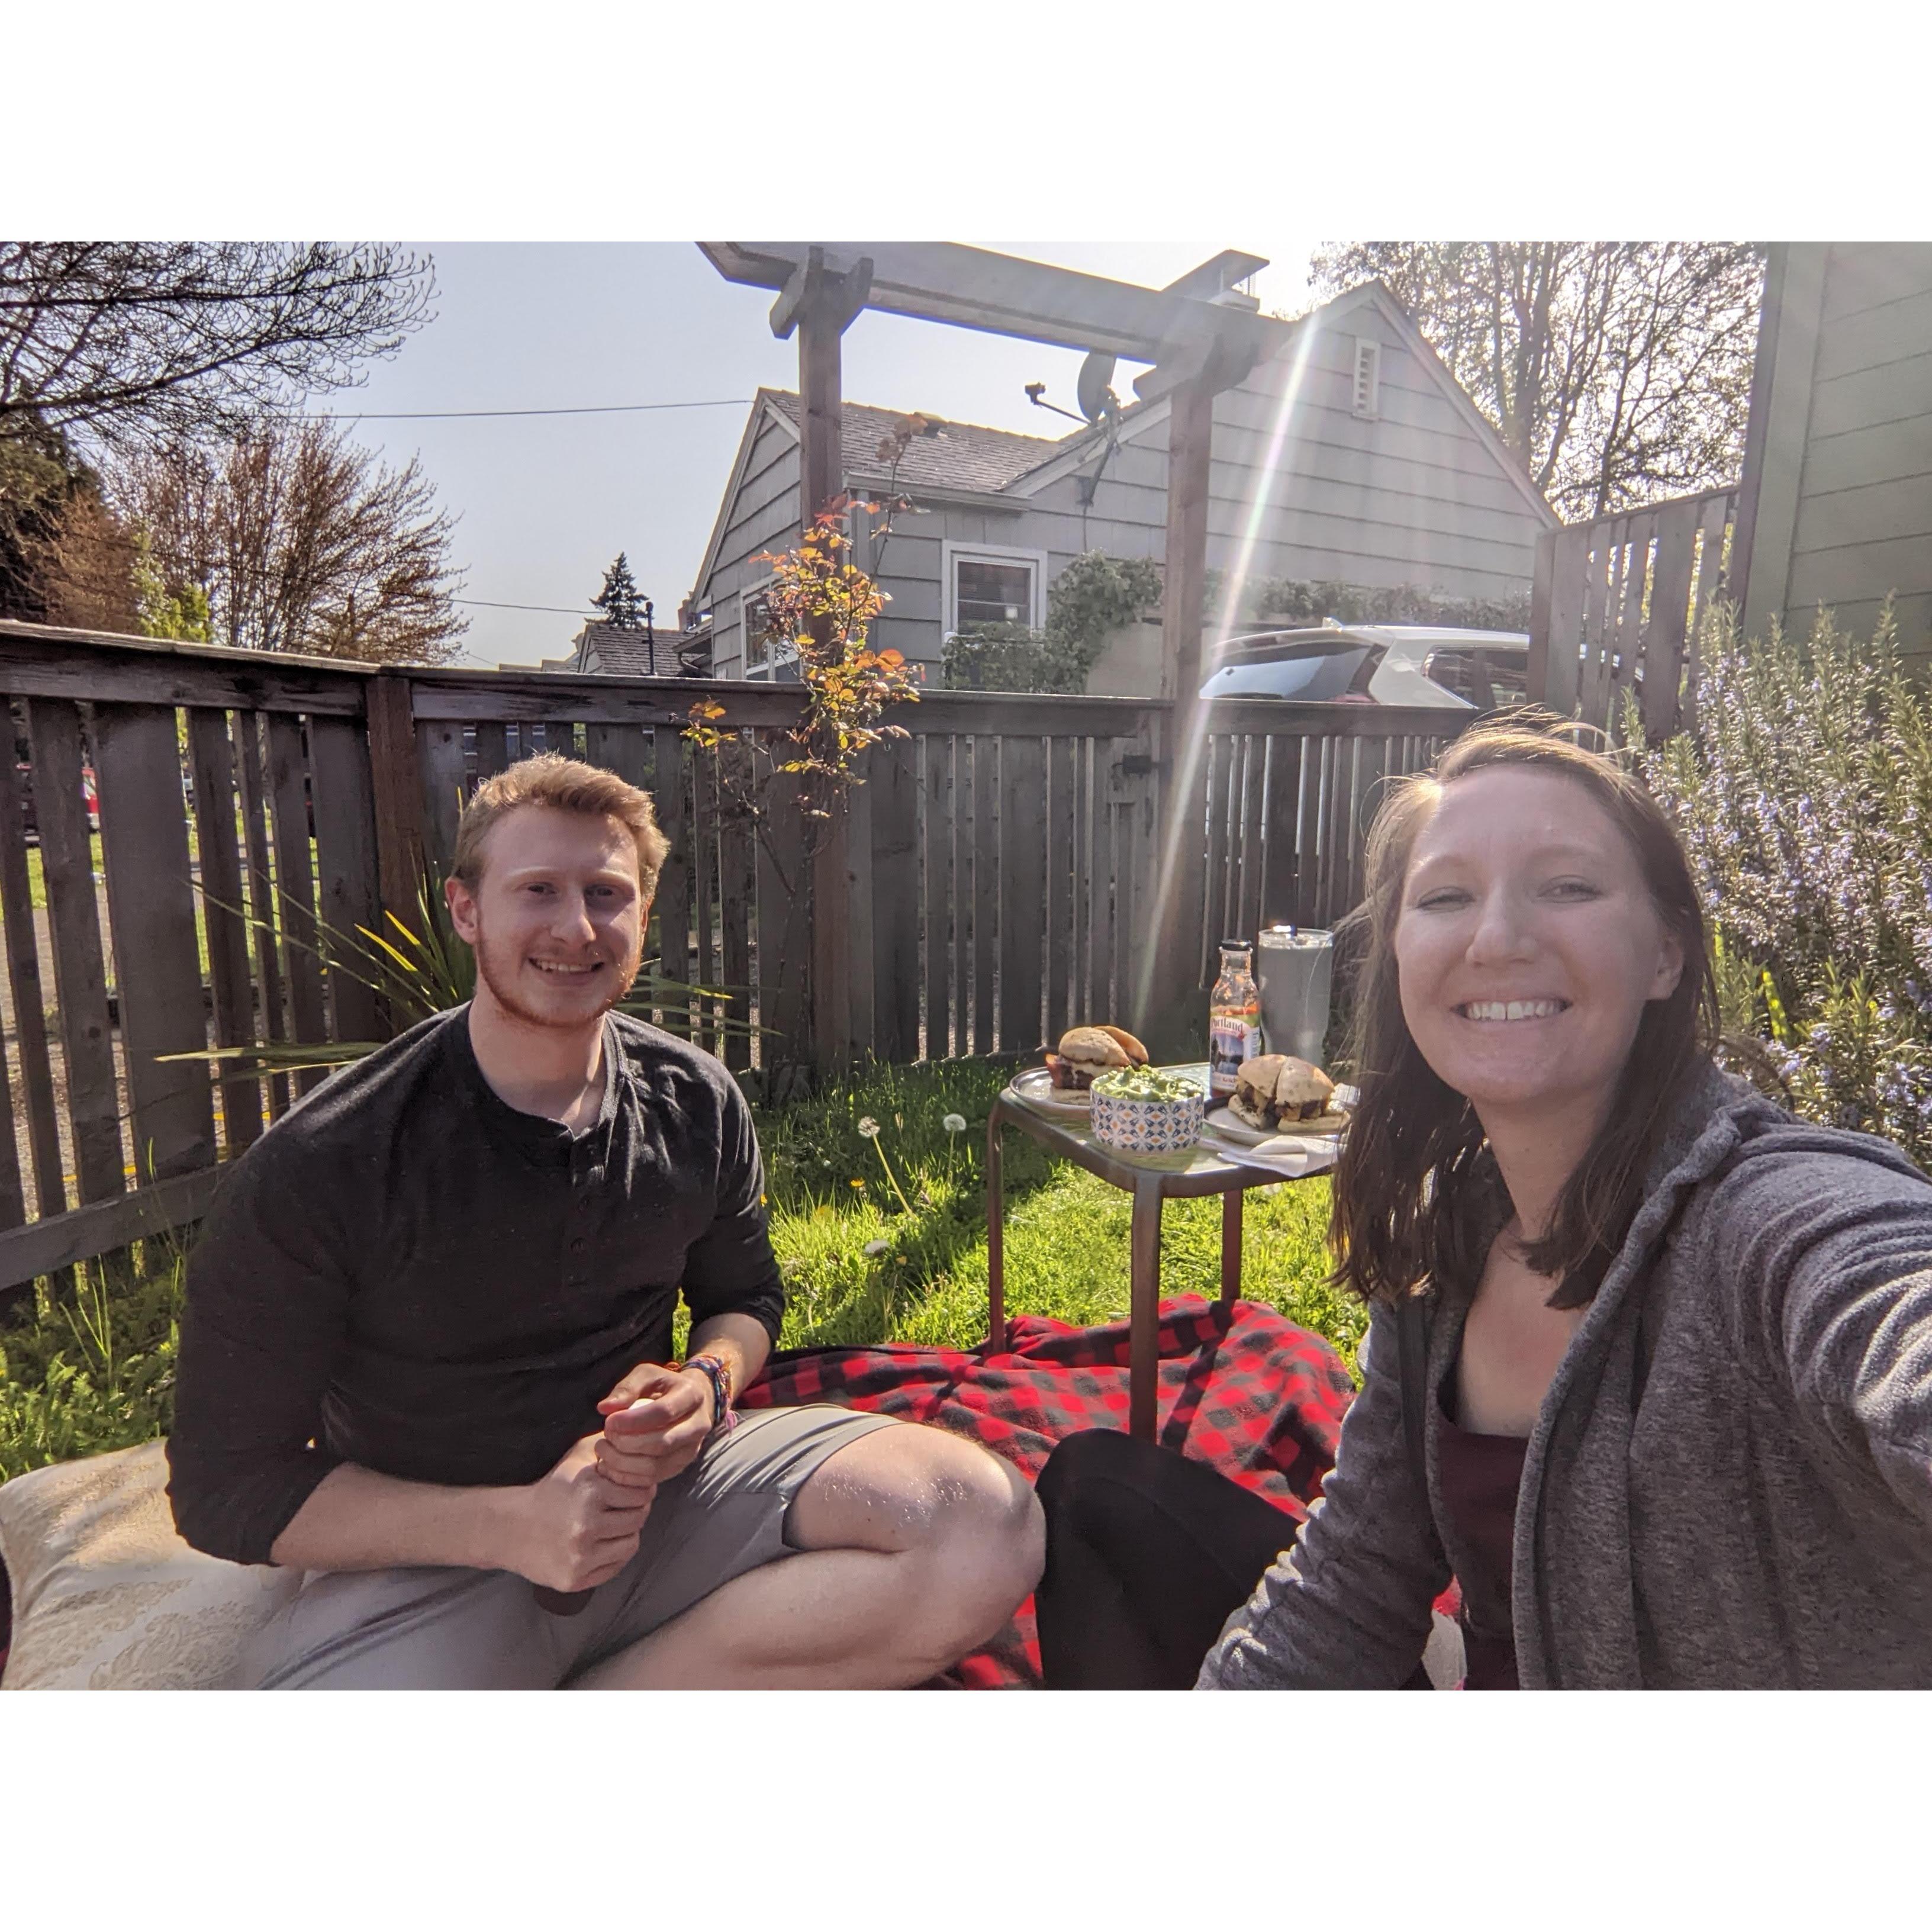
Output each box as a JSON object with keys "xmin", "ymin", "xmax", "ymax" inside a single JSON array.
[{"xmin": 941, "ymin": 540, "xmax": 1049, "ymax": 636}]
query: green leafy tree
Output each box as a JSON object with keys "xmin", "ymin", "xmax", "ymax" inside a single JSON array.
[{"xmin": 1312, "ymin": 243, "xmax": 1763, "ymax": 519}]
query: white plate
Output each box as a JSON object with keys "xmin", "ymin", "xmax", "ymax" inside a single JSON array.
[
  {"xmin": 1008, "ymin": 1065, "xmax": 1092, "ymax": 1116},
  {"xmin": 1205, "ymin": 1104, "xmax": 1350, "ymax": 1143}
]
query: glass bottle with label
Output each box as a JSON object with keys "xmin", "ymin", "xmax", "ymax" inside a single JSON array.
[{"xmin": 1209, "ymin": 941, "xmax": 1261, "ymax": 1101}]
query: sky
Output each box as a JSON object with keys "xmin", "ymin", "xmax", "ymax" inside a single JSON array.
[{"xmin": 328, "ymin": 242, "xmax": 1321, "ymax": 669}]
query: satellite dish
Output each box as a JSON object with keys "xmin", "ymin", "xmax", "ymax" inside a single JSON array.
[{"xmin": 1076, "ymin": 350, "xmax": 1118, "ymax": 426}]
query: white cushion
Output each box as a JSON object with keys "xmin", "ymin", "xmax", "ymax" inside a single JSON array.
[{"xmin": 0, "ymin": 1442, "xmax": 300, "ymax": 1690}]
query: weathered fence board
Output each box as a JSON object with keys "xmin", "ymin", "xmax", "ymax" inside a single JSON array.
[
  {"xmin": 0, "ymin": 735, "xmax": 66, "ymax": 1218},
  {"xmin": 418, "ymin": 719, "xmax": 467, "ymax": 877},
  {"xmin": 870, "ymin": 737, "xmax": 919, "ymax": 1065},
  {"xmin": 755, "ymin": 768, "xmax": 810, "ymax": 1068},
  {"xmin": 186, "ymin": 709, "xmax": 262, "ymax": 1155},
  {"xmin": 717, "ymin": 739, "xmax": 755, "ymax": 1075},
  {"xmin": 235, "ymin": 713, "xmax": 292, "ymax": 1116},
  {"xmin": 1086, "ymin": 743, "xmax": 1115, "ymax": 1022},
  {"xmin": 651, "ymin": 726, "xmax": 690, "ymax": 1036},
  {"xmin": 971, "ymin": 734, "xmax": 998, "ymax": 1054},
  {"xmin": 923, "ymin": 735, "xmax": 954, "ymax": 1058},
  {"xmin": 307, "ymin": 716, "xmax": 384, "ymax": 1045},
  {"xmin": 1045, "ymin": 736, "xmax": 1075, "ymax": 1044},
  {"xmin": 1000, "ymin": 732, "xmax": 1046, "ymax": 1054},
  {"xmin": 1531, "ymin": 485, "xmax": 1740, "ymax": 739},
  {"xmin": 265, "ymin": 713, "xmax": 327, "ymax": 1098},
  {"xmin": 95, "ymin": 702, "xmax": 218, "ymax": 1183},
  {"xmin": 27, "ymin": 698, "xmax": 124, "ymax": 1202}
]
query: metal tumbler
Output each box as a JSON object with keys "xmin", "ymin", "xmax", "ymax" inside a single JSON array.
[{"xmin": 1255, "ymin": 926, "xmax": 1334, "ymax": 1064}]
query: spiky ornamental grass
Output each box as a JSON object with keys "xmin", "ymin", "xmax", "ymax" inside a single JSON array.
[{"xmin": 1638, "ymin": 601, "xmax": 1932, "ymax": 1164}]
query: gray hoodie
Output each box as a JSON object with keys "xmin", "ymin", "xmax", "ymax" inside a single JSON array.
[{"xmin": 1199, "ymin": 1061, "xmax": 1932, "ymax": 1688}]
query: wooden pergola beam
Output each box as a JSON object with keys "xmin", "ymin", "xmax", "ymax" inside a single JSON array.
[{"xmin": 701, "ymin": 240, "xmax": 1284, "ymax": 364}]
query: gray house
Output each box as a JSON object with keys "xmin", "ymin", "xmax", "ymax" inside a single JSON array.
[
  {"xmin": 687, "ymin": 281, "xmax": 1558, "ymax": 687},
  {"xmin": 1737, "ymin": 243, "xmax": 1932, "ymax": 665}
]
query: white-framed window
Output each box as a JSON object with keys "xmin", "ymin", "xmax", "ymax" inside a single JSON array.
[
  {"xmin": 1351, "ymin": 336, "xmax": 1382, "ymax": 420},
  {"xmin": 738, "ymin": 577, "xmax": 794, "ymax": 679},
  {"xmin": 942, "ymin": 541, "xmax": 1049, "ymax": 636}
]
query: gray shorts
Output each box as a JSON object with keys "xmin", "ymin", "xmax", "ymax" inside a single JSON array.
[{"xmin": 243, "ymin": 1404, "xmax": 900, "ymax": 1689}]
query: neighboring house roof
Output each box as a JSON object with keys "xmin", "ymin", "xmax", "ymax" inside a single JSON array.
[
  {"xmin": 762, "ymin": 389, "xmax": 1062, "ymax": 494},
  {"xmin": 572, "ymin": 619, "xmax": 708, "ymax": 677}
]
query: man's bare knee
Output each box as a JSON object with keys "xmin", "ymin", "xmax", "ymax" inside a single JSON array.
[{"xmin": 896, "ymin": 1440, "xmax": 1044, "ymax": 1665}]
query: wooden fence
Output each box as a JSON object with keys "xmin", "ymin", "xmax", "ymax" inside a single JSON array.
[
  {"xmin": 1528, "ymin": 484, "xmax": 1739, "ymax": 740},
  {"xmin": 0, "ymin": 619, "xmax": 1464, "ymax": 1289}
]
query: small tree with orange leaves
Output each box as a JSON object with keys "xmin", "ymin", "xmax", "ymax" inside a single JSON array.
[
  {"xmin": 685, "ymin": 503, "xmax": 920, "ymax": 1078},
  {"xmin": 686, "ymin": 500, "xmax": 920, "ymax": 870}
]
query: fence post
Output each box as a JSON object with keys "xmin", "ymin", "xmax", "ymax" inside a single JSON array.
[
  {"xmin": 367, "ymin": 671, "xmax": 427, "ymax": 935},
  {"xmin": 1527, "ymin": 526, "xmax": 1557, "ymax": 707}
]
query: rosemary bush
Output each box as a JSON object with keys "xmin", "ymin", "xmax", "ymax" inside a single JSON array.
[{"xmin": 1638, "ymin": 602, "xmax": 1932, "ymax": 1165}]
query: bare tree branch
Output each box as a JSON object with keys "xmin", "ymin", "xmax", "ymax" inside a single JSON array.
[
  {"xmin": 108, "ymin": 418, "xmax": 468, "ymax": 665},
  {"xmin": 1312, "ymin": 242, "xmax": 1763, "ymax": 520},
  {"xmin": 0, "ymin": 243, "xmax": 434, "ymax": 447}
]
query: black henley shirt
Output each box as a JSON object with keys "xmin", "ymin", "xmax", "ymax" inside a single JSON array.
[{"xmin": 165, "ymin": 1006, "xmax": 786, "ymax": 1567}]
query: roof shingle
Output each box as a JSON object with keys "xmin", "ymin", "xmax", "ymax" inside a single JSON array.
[{"xmin": 763, "ymin": 389, "xmax": 1065, "ymax": 496}]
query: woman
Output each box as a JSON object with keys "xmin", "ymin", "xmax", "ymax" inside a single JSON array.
[{"xmin": 1035, "ymin": 713, "xmax": 1932, "ymax": 1689}]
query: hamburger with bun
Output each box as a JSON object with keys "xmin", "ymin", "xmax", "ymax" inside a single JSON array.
[
  {"xmin": 1045, "ymin": 1023, "xmax": 1148, "ymax": 1091},
  {"xmin": 1228, "ymin": 1054, "xmax": 1339, "ymax": 1131}
]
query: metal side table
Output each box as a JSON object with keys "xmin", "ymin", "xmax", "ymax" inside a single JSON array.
[{"xmin": 985, "ymin": 1067, "xmax": 1335, "ymax": 1440}]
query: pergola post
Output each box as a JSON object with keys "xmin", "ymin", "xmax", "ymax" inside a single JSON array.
[
  {"xmin": 1139, "ymin": 354, "xmax": 1253, "ymax": 1058},
  {"xmin": 771, "ymin": 250, "xmax": 872, "ymax": 1074}
]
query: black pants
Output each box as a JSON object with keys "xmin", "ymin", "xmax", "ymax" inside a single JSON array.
[
  {"xmin": 1033, "ymin": 1429, "xmax": 1310, "ymax": 1689},
  {"xmin": 1034, "ymin": 1429, "xmax": 1432, "ymax": 1689}
]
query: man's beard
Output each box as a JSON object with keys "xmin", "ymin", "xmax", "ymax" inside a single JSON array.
[{"xmin": 471, "ymin": 917, "xmax": 642, "ymax": 1031}]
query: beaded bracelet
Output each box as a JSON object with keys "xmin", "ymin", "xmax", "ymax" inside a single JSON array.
[{"xmin": 682, "ymin": 1352, "xmax": 737, "ymax": 1433}]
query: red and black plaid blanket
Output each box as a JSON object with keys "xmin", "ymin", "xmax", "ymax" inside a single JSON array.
[{"xmin": 740, "ymin": 1295, "xmax": 1358, "ymax": 1688}]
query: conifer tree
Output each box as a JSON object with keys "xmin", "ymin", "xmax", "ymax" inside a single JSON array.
[{"xmin": 593, "ymin": 552, "xmax": 646, "ymax": 630}]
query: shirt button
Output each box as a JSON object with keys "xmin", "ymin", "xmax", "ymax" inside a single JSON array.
[{"xmin": 569, "ymin": 1236, "xmax": 587, "ymax": 1253}]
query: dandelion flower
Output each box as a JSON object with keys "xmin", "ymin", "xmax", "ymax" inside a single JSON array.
[
  {"xmin": 858, "ymin": 1116, "xmax": 881, "ymax": 1139},
  {"xmin": 851, "ymin": 1177, "xmax": 866, "ymax": 1190},
  {"xmin": 943, "ymin": 1113, "xmax": 967, "ymax": 1135}
]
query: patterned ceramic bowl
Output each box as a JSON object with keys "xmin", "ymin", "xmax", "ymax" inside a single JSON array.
[{"xmin": 1089, "ymin": 1071, "xmax": 1206, "ymax": 1155}]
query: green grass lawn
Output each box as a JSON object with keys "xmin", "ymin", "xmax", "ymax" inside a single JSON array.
[{"xmin": 0, "ymin": 1058, "xmax": 1355, "ymax": 1484}]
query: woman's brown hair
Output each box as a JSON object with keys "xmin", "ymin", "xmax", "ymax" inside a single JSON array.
[{"xmin": 1329, "ymin": 709, "xmax": 1720, "ymax": 1310}]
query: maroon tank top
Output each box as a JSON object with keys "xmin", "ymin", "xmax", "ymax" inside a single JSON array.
[{"xmin": 1434, "ymin": 1373, "xmax": 1528, "ymax": 1690}]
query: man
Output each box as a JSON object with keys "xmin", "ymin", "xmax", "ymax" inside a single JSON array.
[{"xmin": 167, "ymin": 752, "xmax": 1042, "ymax": 1689}]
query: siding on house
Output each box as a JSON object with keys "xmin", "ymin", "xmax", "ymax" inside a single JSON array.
[
  {"xmin": 1741, "ymin": 243, "xmax": 1932, "ymax": 662},
  {"xmin": 689, "ymin": 284, "xmax": 1554, "ymax": 684},
  {"xmin": 704, "ymin": 407, "xmax": 804, "ymax": 677}
]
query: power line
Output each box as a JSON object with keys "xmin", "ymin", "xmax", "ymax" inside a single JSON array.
[
  {"xmin": 301, "ymin": 397, "xmax": 754, "ymax": 423},
  {"xmin": 455, "ymin": 597, "xmax": 603, "ymax": 616}
]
